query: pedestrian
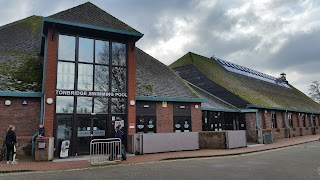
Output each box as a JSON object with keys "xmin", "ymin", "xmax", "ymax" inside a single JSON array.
[
  {"xmin": 5, "ymin": 125, "xmax": 18, "ymax": 164},
  {"xmin": 115, "ymin": 125, "xmax": 124, "ymax": 142},
  {"xmin": 38, "ymin": 124, "xmax": 45, "ymax": 137},
  {"xmin": 114, "ymin": 125, "xmax": 126, "ymax": 160}
]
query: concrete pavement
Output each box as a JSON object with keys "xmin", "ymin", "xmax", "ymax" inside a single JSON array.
[{"xmin": 1, "ymin": 134, "xmax": 320, "ymax": 173}]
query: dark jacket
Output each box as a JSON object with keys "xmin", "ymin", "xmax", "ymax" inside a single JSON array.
[
  {"xmin": 5, "ymin": 130, "xmax": 17, "ymax": 145},
  {"xmin": 39, "ymin": 127, "xmax": 45, "ymax": 137},
  {"xmin": 115, "ymin": 129, "xmax": 124, "ymax": 140}
]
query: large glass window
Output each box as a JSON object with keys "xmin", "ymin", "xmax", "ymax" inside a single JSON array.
[
  {"xmin": 112, "ymin": 42, "xmax": 126, "ymax": 66},
  {"xmin": 112, "ymin": 67, "xmax": 126, "ymax": 92},
  {"xmin": 56, "ymin": 96, "xmax": 74, "ymax": 113},
  {"xmin": 94, "ymin": 97, "xmax": 108, "ymax": 114},
  {"xmin": 57, "ymin": 62, "xmax": 75, "ymax": 90},
  {"xmin": 271, "ymin": 112, "xmax": 277, "ymax": 128},
  {"xmin": 95, "ymin": 40, "xmax": 109, "ymax": 64},
  {"xmin": 302, "ymin": 114, "xmax": 306, "ymax": 127},
  {"xmin": 94, "ymin": 65, "xmax": 109, "ymax": 91},
  {"xmin": 78, "ymin": 64, "xmax": 93, "ymax": 91},
  {"xmin": 79, "ymin": 38, "xmax": 93, "ymax": 63},
  {"xmin": 312, "ymin": 115, "xmax": 316, "ymax": 126},
  {"xmin": 58, "ymin": 35, "xmax": 75, "ymax": 61},
  {"xmin": 56, "ymin": 36, "xmax": 127, "ymax": 116},
  {"xmin": 111, "ymin": 98, "xmax": 125, "ymax": 114},
  {"xmin": 77, "ymin": 97, "xmax": 92, "ymax": 113},
  {"xmin": 288, "ymin": 113, "xmax": 293, "ymax": 128}
]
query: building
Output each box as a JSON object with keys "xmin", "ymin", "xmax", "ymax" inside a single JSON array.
[
  {"xmin": 1, "ymin": 2, "xmax": 320, "ymax": 158},
  {"xmin": 0, "ymin": 2, "xmax": 202, "ymax": 157},
  {"xmin": 170, "ymin": 52, "xmax": 320, "ymax": 143}
]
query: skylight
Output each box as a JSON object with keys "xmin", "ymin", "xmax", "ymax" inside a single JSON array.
[{"xmin": 212, "ymin": 57, "xmax": 291, "ymax": 89}]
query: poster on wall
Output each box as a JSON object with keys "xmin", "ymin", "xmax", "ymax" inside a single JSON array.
[{"xmin": 114, "ymin": 121, "xmax": 125, "ymax": 128}]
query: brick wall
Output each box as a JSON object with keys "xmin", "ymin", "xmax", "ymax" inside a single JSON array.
[
  {"xmin": 305, "ymin": 114, "xmax": 311, "ymax": 127},
  {"xmin": 271, "ymin": 128, "xmax": 286, "ymax": 139},
  {"xmin": 198, "ymin": 131, "xmax": 226, "ymax": 149},
  {"xmin": 0, "ymin": 97, "xmax": 41, "ymax": 155},
  {"xmin": 127, "ymin": 41, "xmax": 136, "ymax": 136},
  {"xmin": 292, "ymin": 112, "xmax": 299, "ymax": 128},
  {"xmin": 191, "ymin": 103, "xmax": 202, "ymax": 132},
  {"xmin": 43, "ymin": 28, "xmax": 58, "ymax": 137},
  {"xmin": 275, "ymin": 111, "xmax": 284, "ymax": 128},
  {"xmin": 245, "ymin": 112, "xmax": 258, "ymax": 142},
  {"xmin": 156, "ymin": 102, "xmax": 173, "ymax": 133},
  {"xmin": 264, "ymin": 110, "xmax": 272, "ymax": 129}
]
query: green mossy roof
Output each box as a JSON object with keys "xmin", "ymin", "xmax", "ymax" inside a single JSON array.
[
  {"xmin": 136, "ymin": 48, "xmax": 199, "ymax": 99},
  {"xmin": 170, "ymin": 52, "xmax": 320, "ymax": 112},
  {"xmin": 0, "ymin": 16, "xmax": 43, "ymax": 92}
]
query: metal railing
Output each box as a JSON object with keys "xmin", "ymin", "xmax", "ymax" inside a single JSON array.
[{"xmin": 90, "ymin": 138, "xmax": 122, "ymax": 165}]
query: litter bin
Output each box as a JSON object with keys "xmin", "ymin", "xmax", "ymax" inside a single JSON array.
[{"xmin": 60, "ymin": 140, "xmax": 70, "ymax": 158}]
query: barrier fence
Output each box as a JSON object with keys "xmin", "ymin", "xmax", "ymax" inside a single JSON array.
[{"xmin": 90, "ymin": 138, "xmax": 122, "ymax": 165}]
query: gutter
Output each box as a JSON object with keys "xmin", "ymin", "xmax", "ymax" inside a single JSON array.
[{"xmin": 40, "ymin": 32, "xmax": 47, "ymax": 125}]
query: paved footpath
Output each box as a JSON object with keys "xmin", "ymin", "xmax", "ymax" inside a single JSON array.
[{"xmin": 1, "ymin": 134, "xmax": 320, "ymax": 173}]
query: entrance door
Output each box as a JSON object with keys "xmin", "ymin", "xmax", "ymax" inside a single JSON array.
[{"xmin": 76, "ymin": 116, "xmax": 107, "ymax": 154}]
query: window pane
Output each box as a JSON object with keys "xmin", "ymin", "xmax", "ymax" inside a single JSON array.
[
  {"xmin": 78, "ymin": 64, "xmax": 93, "ymax": 91},
  {"xmin": 58, "ymin": 35, "xmax": 75, "ymax": 61},
  {"xmin": 56, "ymin": 96, "xmax": 74, "ymax": 113},
  {"xmin": 95, "ymin": 40, "xmax": 109, "ymax": 64},
  {"xmin": 57, "ymin": 62, "xmax": 75, "ymax": 90},
  {"xmin": 111, "ymin": 98, "xmax": 125, "ymax": 114},
  {"xmin": 77, "ymin": 97, "xmax": 92, "ymax": 114},
  {"xmin": 79, "ymin": 38, "xmax": 93, "ymax": 63},
  {"xmin": 112, "ymin": 67, "xmax": 126, "ymax": 92},
  {"xmin": 94, "ymin": 97, "xmax": 108, "ymax": 113},
  {"xmin": 112, "ymin": 42, "xmax": 126, "ymax": 66},
  {"xmin": 95, "ymin": 65, "xmax": 109, "ymax": 91}
]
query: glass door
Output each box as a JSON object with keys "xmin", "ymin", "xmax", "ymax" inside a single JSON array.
[{"xmin": 76, "ymin": 115, "xmax": 107, "ymax": 154}]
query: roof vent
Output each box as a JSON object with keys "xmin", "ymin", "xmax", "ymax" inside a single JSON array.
[{"xmin": 279, "ymin": 73, "xmax": 288, "ymax": 83}]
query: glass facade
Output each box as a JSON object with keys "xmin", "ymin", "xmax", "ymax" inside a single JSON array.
[
  {"xmin": 56, "ymin": 34, "xmax": 127, "ymax": 114},
  {"xmin": 55, "ymin": 34, "xmax": 127, "ymax": 155}
]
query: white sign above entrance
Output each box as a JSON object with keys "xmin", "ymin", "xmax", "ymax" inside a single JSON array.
[{"xmin": 56, "ymin": 90, "xmax": 127, "ymax": 98}]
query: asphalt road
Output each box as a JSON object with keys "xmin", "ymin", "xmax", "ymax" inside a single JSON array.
[{"xmin": 1, "ymin": 141, "xmax": 320, "ymax": 180}]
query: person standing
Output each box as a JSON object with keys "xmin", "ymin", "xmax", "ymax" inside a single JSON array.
[
  {"xmin": 114, "ymin": 125, "xmax": 126, "ymax": 160},
  {"xmin": 38, "ymin": 124, "xmax": 45, "ymax": 137},
  {"xmin": 5, "ymin": 125, "xmax": 17, "ymax": 164},
  {"xmin": 114, "ymin": 125, "xmax": 124, "ymax": 142}
]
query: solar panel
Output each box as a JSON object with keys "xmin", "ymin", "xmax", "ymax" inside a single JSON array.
[{"xmin": 212, "ymin": 57, "xmax": 291, "ymax": 89}]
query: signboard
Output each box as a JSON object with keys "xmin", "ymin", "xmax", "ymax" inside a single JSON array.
[
  {"xmin": 162, "ymin": 101, "xmax": 167, "ymax": 107},
  {"xmin": 77, "ymin": 130, "xmax": 91, "ymax": 137},
  {"xmin": 93, "ymin": 130, "xmax": 105, "ymax": 136},
  {"xmin": 56, "ymin": 90, "xmax": 127, "ymax": 98},
  {"xmin": 129, "ymin": 123, "xmax": 135, "ymax": 129}
]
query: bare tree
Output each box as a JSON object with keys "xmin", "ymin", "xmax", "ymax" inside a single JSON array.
[{"xmin": 309, "ymin": 81, "xmax": 320, "ymax": 103}]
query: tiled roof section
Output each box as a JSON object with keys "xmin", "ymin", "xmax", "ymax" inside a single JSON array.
[
  {"xmin": 170, "ymin": 52, "xmax": 320, "ymax": 112},
  {"xmin": 0, "ymin": 16, "xmax": 43, "ymax": 55},
  {"xmin": 48, "ymin": 2, "xmax": 141, "ymax": 34},
  {"xmin": 0, "ymin": 16, "xmax": 43, "ymax": 92},
  {"xmin": 188, "ymin": 83, "xmax": 236, "ymax": 110},
  {"xmin": 136, "ymin": 48, "xmax": 198, "ymax": 99}
]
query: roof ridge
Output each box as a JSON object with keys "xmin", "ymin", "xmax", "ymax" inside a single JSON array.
[
  {"xmin": 0, "ymin": 15, "xmax": 43, "ymax": 30},
  {"xmin": 47, "ymin": 2, "xmax": 93, "ymax": 18},
  {"xmin": 47, "ymin": 1, "xmax": 141, "ymax": 34}
]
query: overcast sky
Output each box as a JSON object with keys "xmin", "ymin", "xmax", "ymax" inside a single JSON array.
[{"xmin": 0, "ymin": 0, "xmax": 319, "ymax": 96}]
